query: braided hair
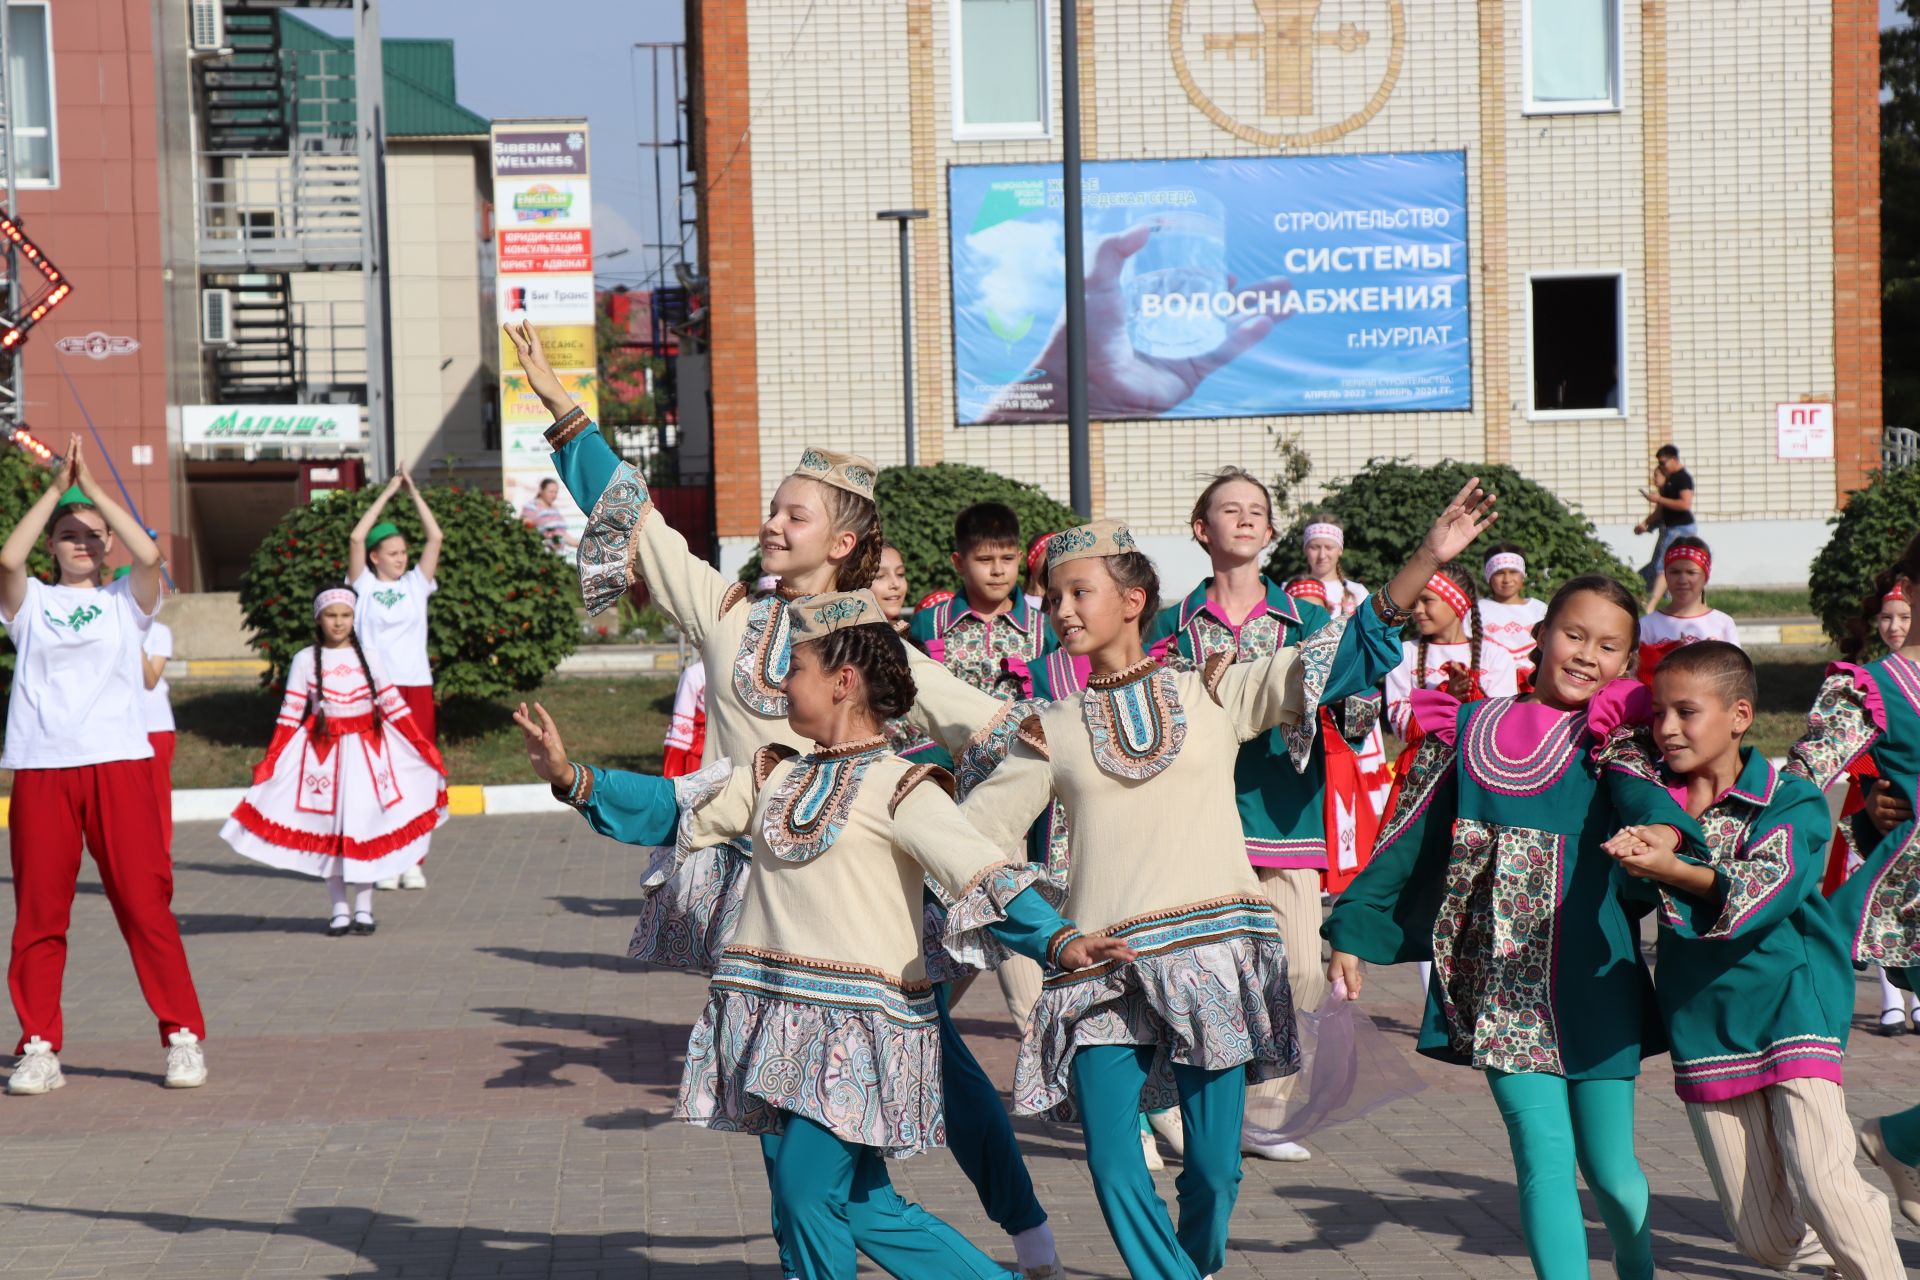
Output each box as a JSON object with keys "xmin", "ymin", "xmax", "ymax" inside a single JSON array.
[
  {"xmin": 806, "ymin": 620, "xmax": 919, "ymax": 720},
  {"xmin": 818, "ymin": 483, "xmax": 884, "ymax": 592},
  {"xmin": 1414, "ymin": 560, "xmax": 1482, "ymax": 691}
]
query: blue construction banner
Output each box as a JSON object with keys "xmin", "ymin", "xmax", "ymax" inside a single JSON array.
[{"xmin": 948, "ymin": 151, "xmax": 1470, "ymax": 424}]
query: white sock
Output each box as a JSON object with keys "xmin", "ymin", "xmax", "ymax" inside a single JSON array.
[
  {"xmin": 326, "ymin": 871, "xmax": 349, "ymax": 919},
  {"xmin": 1415, "ymin": 960, "xmax": 1433, "ymax": 993},
  {"xmin": 1880, "ymin": 968, "xmax": 1906, "ymax": 1016},
  {"xmin": 353, "ymin": 885, "xmax": 375, "ymax": 917},
  {"xmin": 1011, "ymin": 1221, "xmax": 1055, "ymax": 1268}
]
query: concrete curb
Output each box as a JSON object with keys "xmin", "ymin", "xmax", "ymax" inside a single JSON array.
[
  {"xmin": 0, "ymin": 781, "xmax": 572, "ymax": 828},
  {"xmin": 166, "ymin": 645, "xmax": 690, "ymax": 682}
]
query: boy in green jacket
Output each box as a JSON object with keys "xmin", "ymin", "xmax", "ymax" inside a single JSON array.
[{"xmin": 1605, "ymin": 641, "xmax": 1902, "ymax": 1278}]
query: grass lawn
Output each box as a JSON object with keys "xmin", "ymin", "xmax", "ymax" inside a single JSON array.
[
  {"xmin": 1694, "ymin": 586, "xmax": 1811, "ymax": 619},
  {"xmin": 53, "ymin": 675, "xmax": 679, "ymax": 795}
]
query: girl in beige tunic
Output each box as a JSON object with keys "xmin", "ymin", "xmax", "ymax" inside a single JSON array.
[{"xmin": 956, "ymin": 489, "xmax": 1494, "ymax": 1280}]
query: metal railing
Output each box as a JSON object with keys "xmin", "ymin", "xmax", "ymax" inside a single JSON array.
[{"xmin": 197, "ymin": 150, "xmax": 364, "ymax": 269}]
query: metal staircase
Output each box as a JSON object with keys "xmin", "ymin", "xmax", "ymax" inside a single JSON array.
[
  {"xmin": 205, "ymin": 272, "xmax": 297, "ymax": 403},
  {"xmin": 198, "ymin": 6, "xmax": 291, "ymax": 153}
]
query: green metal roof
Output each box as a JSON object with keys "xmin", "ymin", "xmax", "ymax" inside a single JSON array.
[{"xmin": 279, "ymin": 12, "xmax": 490, "ymax": 139}]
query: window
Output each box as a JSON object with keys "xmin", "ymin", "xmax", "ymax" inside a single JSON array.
[
  {"xmin": 953, "ymin": 0, "xmax": 1047, "ymax": 140},
  {"xmin": 1525, "ymin": 0, "xmax": 1620, "ymax": 114},
  {"xmin": 1528, "ymin": 274, "xmax": 1625, "ymax": 418},
  {"xmin": 7, "ymin": 2, "xmax": 55, "ymax": 186}
]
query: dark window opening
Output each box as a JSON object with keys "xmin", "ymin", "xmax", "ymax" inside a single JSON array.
[{"xmin": 1531, "ymin": 275, "xmax": 1621, "ymax": 414}]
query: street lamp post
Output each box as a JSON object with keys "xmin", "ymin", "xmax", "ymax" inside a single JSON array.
[
  {"xmin": 876, "ymin": 209, "xmax": 929, "ymax": 466},
  {"xmin": 1059, "ymin": 0, "xmax": 1090, "ymax": 518}
]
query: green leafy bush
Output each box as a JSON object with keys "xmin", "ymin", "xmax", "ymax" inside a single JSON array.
[
  {"xmin": 1266, "ymin": 458, "xmax": 1636, "ymax": 593},
  {"xmin": 239, "ymin": 484, "xmax": 577, "ymax": 696},
  {"xmin": 1809, "ymin": 463, "xmax": 1920, "ymax": 649},
  {"xmin": 736, "ymin": 462, "xmax": 1083, "ymax": 601}
]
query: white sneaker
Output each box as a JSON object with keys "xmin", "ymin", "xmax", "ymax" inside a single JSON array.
[
  {"xmin": 1140, "ymin": 1126, "xmax": 1165, "ymax": 1171},
  {"xmin": 398, "ymin": 864, "xmax": 427, "ymax": 890},
  {"xmin": 6, "ymin": 1037, "xmax": 62, "ymax": 1095},
  {"xmin": 164, "ymin": 1030, "xmax": 207, "ymax": 1089},
  {"xmin": 1241, "ymin": 1134, "xmax": 1311, "ymax": 1162},
  {"xmin": 373, "ymin": 877, "xmax": 400, "ymax": 890},
  {"xmin": 1147, "ymin": 1108, "xmax": 1186, "ymax": 1156}
]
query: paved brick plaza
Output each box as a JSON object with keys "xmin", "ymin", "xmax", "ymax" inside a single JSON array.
[{"xmin": 0, "ymin": 813, "xmax": 1914, "ymax": 1279}]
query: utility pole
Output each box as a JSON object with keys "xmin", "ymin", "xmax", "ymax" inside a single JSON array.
[
  {"xmin": 355, "ymin": 0, "xmax": 395, "ymax": 476},
  {"xmin": 876, "ymin": 210, "xmax": 927, "ymax": 466},
  {"xmin": 1060, "ymin": 0, "xmax": 1090, "ymax": 518}
]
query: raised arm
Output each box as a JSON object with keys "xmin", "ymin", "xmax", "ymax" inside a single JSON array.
[
  {"xmin": 0, "ymin": 451, "xmax": 68, "ymax": 620},
  {"xmin": 349, "ymin": 473, "xmax": 404, "ymax": 581},
  {"xmin": 505, "ymin": 321, "xmax": 729, "ymax": 632},
  {"xmin": 515, "ymin": 700, "xmax": 733, "ymax": 846},
  {"xmin": 1784, "ymin": 664, "xmax": 1883, "ymax": 793},
  {"xmin": 400, "ymin": 469, "xmax": 443, "ymax": 583},
  {"xmin": 70, "ymin": 439, "xmax": 163, "ymax": 615}
]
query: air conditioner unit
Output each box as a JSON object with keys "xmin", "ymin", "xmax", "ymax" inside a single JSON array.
[
  {"xmin": 201, "ymin": 289, "xmax": 233, "ymax": 346},
  {"xmin": 190, "ymin": 0, "xmax": 226, "ymax": 52}
]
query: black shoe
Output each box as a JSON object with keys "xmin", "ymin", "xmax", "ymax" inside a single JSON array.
[
  {"xmin": 326, "ymin": 915, "xmax": 351, "ymax": 937},
  {"xmin": 1877, "ymin": 1012, "xmax": 1909, "ymax": 1037},
  {"xmin": 350, "ymin": 913, "xmax": 377, "ymax": 936}
]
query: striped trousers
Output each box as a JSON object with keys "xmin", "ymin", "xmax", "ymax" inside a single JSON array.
[
  {"xmin": 1686, "ymin": 1076, "xmax": 1902, "ymax": 1279},
  {"xmin": 1245, "ymin": 867, "xmax": 1327, "ymax": 1125}
]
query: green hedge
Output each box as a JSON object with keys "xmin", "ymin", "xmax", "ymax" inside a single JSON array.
[
  {"xmin": 1809, "ymin": 463, "xmax": 1920, "ymax": 650},
  {"xmin": 0, "ymin": 446, "xmax": 57, "ymax": 696},
  {"xmin": 737, "ymin": 462, "xmax": 1083, "ymax": 601},
  {"xmin": 1266, "ymin": 458, "xmax": 1637, "ymax": 593},
  {"xmin": 238, "ymin": 484, "xmax": 577, "ymax": 697}
]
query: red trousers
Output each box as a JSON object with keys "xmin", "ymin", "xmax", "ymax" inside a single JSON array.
[
  {"xmin": 148, "ymin": 730, "xmax": 175, "ymax": 855},
  {"xmin": 8, "ymin": 759, "xmax": 206, "ymax": 1053},
  {"xmin": 397, "ymin": 685, "xmax": 436, "ymax": 743}
]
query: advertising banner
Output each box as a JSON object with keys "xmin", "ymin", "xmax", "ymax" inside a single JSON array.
[
  {"xmin": 182, "ymin": 404, "xmax": 362, "ymax": 445},
  {"xmin": 949, "ymin": 152, "xmax": 1470, "ymax": 423},
  {"xmin": 492, "ymin": 119, "xmax": 597, "ymax": 552}
]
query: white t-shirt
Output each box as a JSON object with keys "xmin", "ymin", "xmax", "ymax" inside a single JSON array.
[
  {"xmin": 1383, "ymin": 637, "xmax": 1521, "ymax": 739},
  {"xmin": 142, "ymin": 621, "xmax": 176, "ymax": 734},
  {"xmin": 1639, "ymin": 609, "xmax": 1742, "ymax": 650},
  {"xmin": 1, "ymin": 576, "xmax": 157, "ymax": 768},
  {"xmin": 352, "ymin": 566, "xmax": 436, "ymax": 687},
  {"xmin": 1478, "ymin": 597, "xmax": 1548, "ymax": 672}
]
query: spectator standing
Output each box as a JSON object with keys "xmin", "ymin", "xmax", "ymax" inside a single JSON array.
[
  {"xmin": 520, "ymin": 478, "xmax": 572, "ymax": 553},
  {"xmin": 1636, "ymin": 443, "xmax": 1698, "ymax": 609}
]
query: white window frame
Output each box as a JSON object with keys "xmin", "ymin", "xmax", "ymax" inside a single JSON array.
[
  {"xmin": 950, "ymin": 0, "xmax": 1051, "ymax": 143},
  {"xmin": 1525, "ymin": 270, "xmax": 1628, "ymax": 422},
  {"xmin": 1521, "ymin": 0, "xmax": 1622, "ymax": 116},
  {"xmin": 7, "ymin": 1, "xmax": 57, "ymax": 189}
]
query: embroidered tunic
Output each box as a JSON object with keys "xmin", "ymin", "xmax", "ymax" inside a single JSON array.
[
  {"xmin": 1785, "ymin": 655, "xmax": 1920, "ymax": 989},
  {"xmin": 544, "ymin": 418, "xmax": 1017, "ymax": 971},
  {"xmin": 674, "ymin": 744, "xmax": 1066, "ymax": 1157},
  {"xmin": 909, "ymin": 592, "xmax": 1054, "ymax": 701},
  {"xmin": 957, "ymin": 604, "xmax": 1399, "ymax": 1117},
  {"xmin": 1324, "ymin": 685, "xmax": 1674, "ymax": 1080},
  {"xmin": 1611, "ymin": 748, "xmax": 1853, "ymax": 1103},
  {"xmin": 1148, "ymin": 576, "xmax": 1381, "ymax": 871}
]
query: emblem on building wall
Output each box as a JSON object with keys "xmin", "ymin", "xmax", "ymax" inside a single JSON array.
[{"xmin": 1170, "ymin": 0, "xmax": 1406, "ymax": 147}]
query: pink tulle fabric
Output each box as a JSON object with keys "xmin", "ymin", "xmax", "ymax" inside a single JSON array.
[{"xmin": 1242, "ymin": 981, "xmax": 1427, "ymax": 1146}]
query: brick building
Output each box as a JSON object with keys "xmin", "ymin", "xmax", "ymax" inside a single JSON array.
[{"xmin": 686, "ymin": 0, "xmax": 1881, "ymax": 588}]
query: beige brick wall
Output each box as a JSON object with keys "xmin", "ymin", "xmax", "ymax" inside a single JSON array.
[{"xmin": 738, "ymin": 0, "xmax": 1838, "ymax": 536}]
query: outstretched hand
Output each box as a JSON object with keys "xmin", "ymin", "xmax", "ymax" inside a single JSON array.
[
  {"xmin": 512, "ymin": 701, "xmax": 573, "ymax": 789},
  {"xmin": 503, "ymin": 320, "xmax": 574, "ymax": 417},
  {"xmin": 1420, "ymin": 477, "xmax": 1498, "ymax": 565},
  {"xmin": 1055, "ymin": 933, "xmax": 1136, "ymax": 971}
]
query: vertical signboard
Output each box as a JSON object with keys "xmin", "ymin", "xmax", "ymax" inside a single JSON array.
[{"xmin": 492, "ymin": 120, "xmax": 596, "ymax": 552}]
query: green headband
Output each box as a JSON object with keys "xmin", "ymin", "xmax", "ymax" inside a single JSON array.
[{"xmin": 367, "ymin": 521, "xmax": 402, "ymax": 547}]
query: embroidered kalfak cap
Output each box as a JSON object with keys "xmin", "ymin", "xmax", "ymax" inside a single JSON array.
[
  {"xmin": 792, "ymin": 447, "xmax": 877, "ymax": 502},
  {"xmin": 788, "ymin": 589, "xmax": 888, "ymax": 642},
  {"xmin": 1045, "ymin": 519, "xmax": 1139, "ymax": 571}
]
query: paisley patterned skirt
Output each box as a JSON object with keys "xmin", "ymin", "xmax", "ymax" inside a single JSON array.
[
  {"xmin": 1014, "ymin": 895, "xmax": 1299, "ymax": 1120},
  {"xmin": 675, "ymin": 948, "xmax": 945, "ymax": 1159},
  {"xmin": 628, "ymin": 837, "xmax": 752, "ymax": 973}
]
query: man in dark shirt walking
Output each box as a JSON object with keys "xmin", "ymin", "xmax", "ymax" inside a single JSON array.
[{"xmin": 1634, "ymin": 443, "xmax": 1697, "ymax": 610}]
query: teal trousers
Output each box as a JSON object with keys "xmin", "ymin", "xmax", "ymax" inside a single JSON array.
[
  {"xmin": 767, "ymin": 1112, "xmax": 1016, "ymax": 1280},
  {"xmin": 1486, "ymin": 1071, "xmax": 1654, "ymax": 1280},
  {"xmin": 1880, "ymin": 1101, "xmax": 1920, "ymax": 1166},
  {"xmin": 1071, "ymin": 1044, "xmax": 1245, "ymax": 1280}
]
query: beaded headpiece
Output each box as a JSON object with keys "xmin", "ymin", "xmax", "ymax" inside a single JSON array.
[
  {"xmin": 788, "ymin": 589, "xmax": 887, "ymax": 642},
  {"xmin": 1484, "ymin": 551, "xmax": 1525, "ymax": 580},
  {"xmin": 1302, "ymin": 522, "xmax": 1344, "ymax": 550},
  {"xmin": 1046, "ymin": 519, "xmax": 1139, "ymax": 571},
  {"xmin": 314, "ymin": 586, "xmax": 357, "ymax": 617},
  {"xmin": 792, "ymin": 447, "xmax": 877, "ymax": 502}
]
